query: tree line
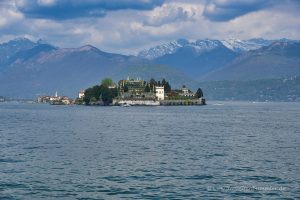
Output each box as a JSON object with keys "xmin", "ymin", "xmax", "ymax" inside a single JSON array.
[
  {"xmin": 147, "ymin": 78, "xmax": 171, "ymax": 93},
  {"xmin": 83, "ymin": 78, "xmax": 118, "ymax": 105}
]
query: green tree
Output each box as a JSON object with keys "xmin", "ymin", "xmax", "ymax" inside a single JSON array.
[
  {"xmin": 144, "ymin": 84, "xmax": 151, "ymax": 92},
  {"xmin": 111, "ymin": 88, "xmax": 119, "ymax": 98},
  {"xmin": 101, "ymin": 78, "xmax": 114, "ymax": 87},
  {"xmin": 100, "ymin": 86, "xmax": 118, "ymax": 105},
  {"xmin": 83, "ymin": 77, "xmax": 119, "ymax": 105},
  {"xmin": 164, "ymin": 81, "xmax": 171, "ymax": 93},
  {"xmin": 83, "ymin": 87, "xmax": 94, "ymax": 104},
  {"xmin": 195, "ymin": 88, "xmax": 204, "ymax": 98},
  {"xmin": 162, "ymin": 78, "xmax": 166, "ymax": 86},
  {"xmin": 90, "ymin": 97, "xmax": 97, "ymax": 102},
  {"xmin": 124, "ymin": 84, "xmax": 129, "ymax": 92},
  {"xmin": 74, "ymin": 98, "xmax": 84, "ymax": 105},
  {"xmin": 160, "ymin": 78, "xmax": 171, "ymax": 93},
  {"xmin": 92, "ymin": 85, "xmax": 102, "ymax": 100},
  {"xmin": 100, "ymin": 86, "xmax": 111, "ymax": 103},
  {"xmin": 149, "ymin": 78, "xmax": 157, "ymax": 91}
]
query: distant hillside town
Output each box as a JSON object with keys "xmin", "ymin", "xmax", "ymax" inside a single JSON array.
[{"xmin": 37, "ymin": 77, "xmax": 205, "ymax": 106}]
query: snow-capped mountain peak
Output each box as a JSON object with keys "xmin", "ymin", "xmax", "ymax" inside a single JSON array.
[
  {"xmin": 138, "ymin": 39, "xmax": 186, "ymax": 60},
  {"xmin": 138, "ymin": 38, "xmax": 296, "ymax": 60},
  {"xmin": 192, "ymin": 39, "xmax": 221, "ymax": 52},
  {"xmin": 220, "ymin": 38, "xmax": 273, "ymax": 52},
  {"xmin": 138, "ymin": 39, "xmax": 222, "ymax": 60}
]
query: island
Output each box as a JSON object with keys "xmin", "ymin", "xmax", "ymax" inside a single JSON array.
[
  {"xmin": 37, "ymin": 92, "xmax": 72, "ymax": 105},
  {"xmin": 75, "ymin": 78, "xmax": 206, "ymax": 106}
]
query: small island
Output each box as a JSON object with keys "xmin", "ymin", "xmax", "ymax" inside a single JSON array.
[
  {"xmin": 75, "ymin": 77, "xmax": 205, "ymax": 106},
  {"xmin": 37, "ymin": 92, "xmax": 72, "ymax": 105}
]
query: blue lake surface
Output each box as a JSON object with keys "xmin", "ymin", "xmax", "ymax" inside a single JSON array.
[{"xmin": 0, "ymin": 102, "xmax": 299, "ymax": 199}]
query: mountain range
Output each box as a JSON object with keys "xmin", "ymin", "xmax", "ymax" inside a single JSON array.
[
  {"xmin": 0, "ymin": 38, "xmax": 195, "ymax": 98},
  {"xmin": 139, "ymin": 38, "xmax": 299, "ymax": 80},
  {"xmin": 202, "ymin": 41, "xmax": 300, "ymax": 81},
  {"xmin": 0, "ymin": 37, "xmax": 299, "ymax": 99},
  {"xmin": 138, "ymin": 38, "xmax": 274, "ymax": 60}
]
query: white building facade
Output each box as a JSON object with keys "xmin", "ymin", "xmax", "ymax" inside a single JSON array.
[
  {"xmin": 155, "ymin": 86, "xmax": 164, "ymax": 100},
  {"xmin": 78, "ymin": 90, "xmax": 85, "ymax": 99},
  {"xmin": 180, "ymin": 86, "xmax": 195, "ymax": 97}
]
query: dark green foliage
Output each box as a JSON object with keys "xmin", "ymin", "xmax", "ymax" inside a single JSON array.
[
  {"xmin": 163, "ymin": 81, "xmax": 171, "ymax": 93},
  {"xmin": 195, "ymin": 88, "xmax": 204, "ymax": 98},
  {"xmin": 74, "ymin": 98, "xmax": 84, "ymax": 105},
  {"xmin": 149, "ymin": 78, "xmax": 157, "ymax": 91},
  {"xmin": 101, "ymin": 78, "xmax": 114, "ymax": 87},
  {"xmin": 100, "ymin": 86, "xmax": 118, "ymax": 104},
  {"xmin": 148, "ymin": 78, "xmax": 172, "ymax": 93},
  {"xmin": 90, "ymin": 97, "xmax": 97, "ymax": 102},
  {"xmin": 83, "ymin": 87, "xmax": 96, "ymax": 104},
  {"xmin": 92, "ymin": 85, "xmax": 102, "ymax": 100},
  {"xmin": 83, "ymin": 77, "xmax": 180, "ymax": 105},
  {"xmin": 124, "ymin": 85, "xmax": 129, "ymax": 92},
  {"xmin": 111, "ymin": 88, "xmax": 119, "ymax": 98},
  {"xmin": 83, "ymin": 78, "xmax": 119, "ymax": 105},
  {"xmin": 83, "ymin": 85, "xmax": 102, "ymax": 104},
  {"xmin": 144, "ymin": 85, "xmax": 151, "ymax": 92}
]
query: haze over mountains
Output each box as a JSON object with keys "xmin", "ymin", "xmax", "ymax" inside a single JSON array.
[
  {"xmin": 139, "ymin": 38, "xmax": 299, "ymax": 80},
  {"xmin": 0, "ymin": 38, "xmax": 193, "ymax": 98},
  {"xmin": 202, "ymin": 41, "xmax": 300, "ymax": 81},
  {"xmin": 0, "ymin": 37, "xmax": 299, "ymax": 99}
]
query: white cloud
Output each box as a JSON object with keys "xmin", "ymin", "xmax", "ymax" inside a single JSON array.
[
  {"xmin": 37, "ymin": 0, "xmax": 57, "ymax": 6},
  {"xmin": 0, "ymin": 0, "xmax": 299, "ymax": 54},
  {"xmin": 215, "ymin": 6, "xmax": 300, "ymax": 40},
  {"xmin": 0, "ymin": 3, "xmax": 23, "ymax": 27},
  {"xmin": 144, "ymin": 2, "xmax": 202, "ymax": 26}
]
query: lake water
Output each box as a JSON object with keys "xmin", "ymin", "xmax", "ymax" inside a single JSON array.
[{"xmin": 0, "ymin": 102, "xmax": 299, "ymax": 199}]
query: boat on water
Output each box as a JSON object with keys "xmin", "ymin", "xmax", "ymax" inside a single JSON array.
[
  {"xmin": 50, "ymin": 100, "xmax": 66, "ymax": 105},
  {"xmin": 120, "ymin": 103, "xmax": 131, "ymax": 107},
  {"xmin": 0, "ymin": 96, "xmax": 5, "ymax": 102}
]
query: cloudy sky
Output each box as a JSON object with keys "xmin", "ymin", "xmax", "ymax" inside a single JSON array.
[{"xmin": 0, "ymin": 0, "xmax": 300, "ymax": 54}]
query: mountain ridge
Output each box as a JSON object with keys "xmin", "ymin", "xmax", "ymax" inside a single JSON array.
[
  {"xmin": 152, "ymin": 41, "xmax": 239, "ymax": 79},
  {"xmin": 0, "ymin": 37, "xmax": 299, "ymax": 99},
  {"xmin": 137, "ymin": 38, "xmax": 284, "ymax": 60},
  {"xmin": 201, "ymin": 41, "xmax": 300, "ymax": 81},
  {"xmin": 0, "ymin": 38, "xmax": 197, "ymax": 98}
]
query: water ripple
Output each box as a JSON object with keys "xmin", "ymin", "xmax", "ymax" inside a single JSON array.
[{"xmin": 0, "ymin": 102, "xmax": 299, "ymax": 199}]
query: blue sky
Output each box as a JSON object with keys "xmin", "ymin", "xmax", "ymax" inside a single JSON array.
[{"xmin": 0, "ymin": 0, "xmax": 299, "ymax": 54}]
